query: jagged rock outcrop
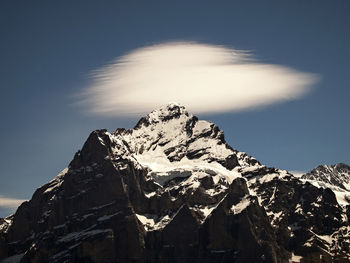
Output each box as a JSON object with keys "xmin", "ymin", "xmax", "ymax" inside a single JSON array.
[{"xmin": 0, "ymin": 103, "xmax": 349, "ymax": 263}]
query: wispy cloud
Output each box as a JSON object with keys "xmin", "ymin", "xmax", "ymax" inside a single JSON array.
[
  {"xmin": 289, "ymin": 170, "xmax": 306, "ymax": 177},
  {"xmin": 0, "ymin": 195, "xmax": 26, "ymax": 209},
  {"xmin": 78, "ymin": 42, "xmax": 319, "ymax": 116}
]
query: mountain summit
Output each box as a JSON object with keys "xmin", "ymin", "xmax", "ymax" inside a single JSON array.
[{"xmin": 0, "ymin": 104, "xmax": 349, "ymax": 263}]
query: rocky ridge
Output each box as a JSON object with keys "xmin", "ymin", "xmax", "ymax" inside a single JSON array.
[{"xmin": 0, "ymin": 103, "xmax": 349, "ymax": 263}]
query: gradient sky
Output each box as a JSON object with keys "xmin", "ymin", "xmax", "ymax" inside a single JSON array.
[{"xmin": 1, "ymin": 0, "xmax": 349, "ymax": 217}]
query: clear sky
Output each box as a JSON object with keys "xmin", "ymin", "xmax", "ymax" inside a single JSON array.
[{"xmin": 0, "ymin": 0, "xmax": 349, "ymax": 217}]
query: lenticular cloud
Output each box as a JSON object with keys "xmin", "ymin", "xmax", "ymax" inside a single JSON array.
[
  {"xmin": 0, "ymin": 195, "xmax": 26, "ymax": 209},
  {"xmin": 79, "ymin": 42, "xmax": 319, "ymax": 116}
]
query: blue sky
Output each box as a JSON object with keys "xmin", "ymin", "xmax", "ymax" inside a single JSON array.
[{"xmin": 0, "ymin": 1, "xmax": 349, "ymax": 217}]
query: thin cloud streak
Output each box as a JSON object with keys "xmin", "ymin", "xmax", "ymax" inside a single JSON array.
[
  {"xmin": 290, "ymin": 170, "xmax": 306, "ymax": 178},
  {"xmin": 0, "ymin": 195, "xmax": 26, "ymax": 209},
  {"xmin": 78, "ymin": 42, "xmax": 319, "ymax": 116}
]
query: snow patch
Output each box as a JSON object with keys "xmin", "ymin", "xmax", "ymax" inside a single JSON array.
[
  {"xmin": 144, "ymin": 191, "xmax": 157, "ymax": 198},
  {"xmin": 289, "ymin": 252, "xmax": 303, "ymax": 263},
  {"xmin": 192, "ymin": 120, "xmax": 212, "ymax": 137},
  {"xmin": 135, "ymin": 214, "xmax": 156, "ymax": 230},
  {"xmin": 135, "ymin": 213, "xmax": 172, "ymax": 231},
  {"xmin": 198, "ymin": 204, "xmax": 219, "ymax": 221},
  {"xmin": 231, "ymin": 196, "xmax": 250, "ymax": 214},
  {"xmin": 44, "ymin": 168, "xmax": 67, "ymax": 193},
  {"xmin": 149, "ymin": 169, "xmax": 192, "ymax": 186}
]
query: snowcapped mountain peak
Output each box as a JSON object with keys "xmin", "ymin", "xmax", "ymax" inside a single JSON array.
[
  {"xmin": 134, "ymin": 102, "xmax": 189, "ymax": 129},
  {"xmin": 74, "ymin": 104, "xmax": 259, "ymax": 188},
  {"xmin": 94, "ymin": 103, "xmax": 259, "ymax": 188},
  {"xmin": 111, "ymin": 103, "xmax": 241, "ymax": 181}
]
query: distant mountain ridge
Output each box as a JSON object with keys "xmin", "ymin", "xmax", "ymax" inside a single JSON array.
[
  {"xmin": 302, "ymin": 163, "xmax": 350, "ymax": 191},
  {"xmin": 0, "ymin": 103, "xmax": 349, "ymax": 263}
]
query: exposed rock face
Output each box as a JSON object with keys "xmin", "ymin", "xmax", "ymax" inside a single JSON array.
[{"xmin": 0, "ymin": 103, "xmax": 349, "ymax": 263}]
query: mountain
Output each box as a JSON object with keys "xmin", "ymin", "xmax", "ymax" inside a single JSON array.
[
  {"xmin": 301, "ymin": 163, "xmax": 350, "ymax": 191},
  {"xmin": 0, "ymin": 103, "xmax": 349, "ymax": 263}
]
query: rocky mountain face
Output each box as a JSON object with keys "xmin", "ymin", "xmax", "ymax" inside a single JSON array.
[
  {"xmin": 0, "ymin": 103, "xmax": 349, "ymax": 263},
  {"xmin": 301, "ymin": 163, "xmax": 350, "ymax": 191}
]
